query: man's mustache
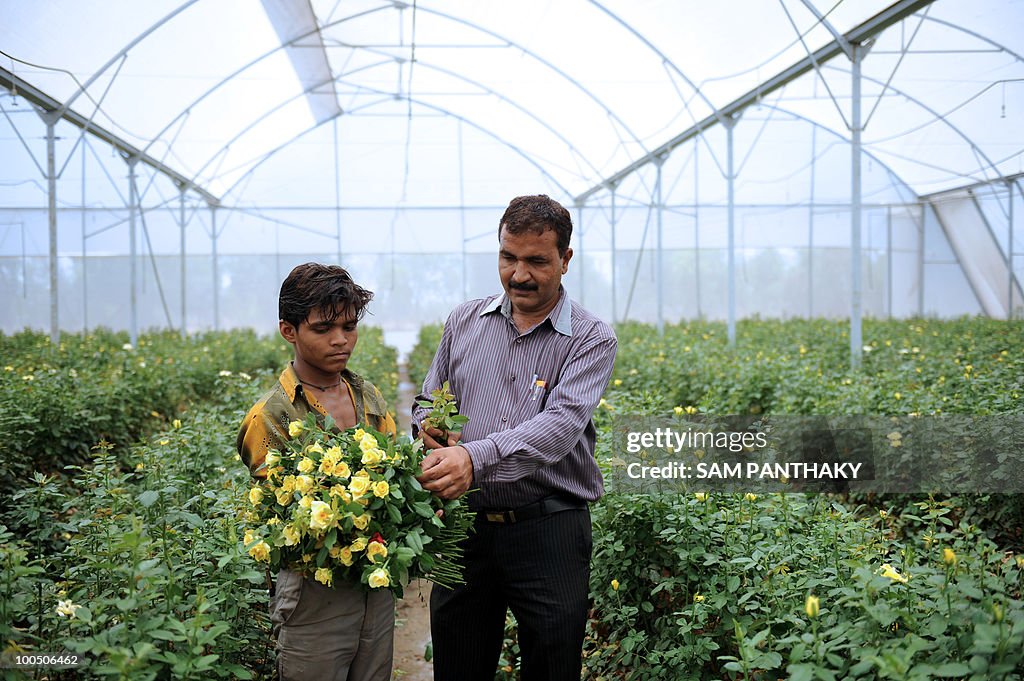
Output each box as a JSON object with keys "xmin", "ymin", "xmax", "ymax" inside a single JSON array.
[{"xmin": 509, "ymin": 281, "xmax": 538, "ymax": 291}]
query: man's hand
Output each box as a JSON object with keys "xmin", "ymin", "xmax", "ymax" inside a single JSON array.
[
  {"xmin": 417, "ymin": 445, "xmax": 473, "ymax": 500},
  {"xmin": 419, "ymin": 423, "xmax": 462, "ymax": 450}
]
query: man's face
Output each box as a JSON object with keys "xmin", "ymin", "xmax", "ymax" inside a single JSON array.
[
  {"xmin": 498, "ymin": 225, "xmax": 572, "ymax": 316},
  {"xmin": 279, "ymin": 306, "xmax": 359, "ymax": 375}
]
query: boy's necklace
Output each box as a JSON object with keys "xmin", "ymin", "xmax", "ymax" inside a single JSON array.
[{"xmin": 296, "ymin": 377, "xmax": 343, "ymax": 391}]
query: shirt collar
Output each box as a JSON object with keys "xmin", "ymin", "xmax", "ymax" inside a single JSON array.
[{"xmin": 480, "ymin": 286, "xmax": 573, "ymax": 337}]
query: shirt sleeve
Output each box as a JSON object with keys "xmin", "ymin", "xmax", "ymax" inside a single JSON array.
[
  {"xmin": 411, "ymin": 313, "xmax": 454, "ymax": 437},
  {"xmin": 462, "ymin": 330, "xmax": 617, "ymax": 483},
  {"xmin": 236, "ymin": 397, "xmax": 288, "ymax": 479}
]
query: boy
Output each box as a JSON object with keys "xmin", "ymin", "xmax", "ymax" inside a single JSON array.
[{"xmin": 237, "ymin": 262, "xmax": 397, "ymax": 681}]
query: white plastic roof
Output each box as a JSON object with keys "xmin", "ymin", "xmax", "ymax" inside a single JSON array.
[{"xmin": 2, "ymin": 0, "xmax": 1023, "ymax": 206}]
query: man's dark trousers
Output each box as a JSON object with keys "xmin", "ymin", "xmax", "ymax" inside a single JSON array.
[{"xmin": 430, "ymin": 506, "xmax": 592, "ymax": 681}]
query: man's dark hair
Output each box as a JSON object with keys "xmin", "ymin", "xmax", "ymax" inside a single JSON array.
[
  {"xmin": 279, "ymin": 263, "xmax": 373, "ymax": 328},
  {"xmin": 498, "ymin": 194, "xmax": 572, "ymax": 256}
]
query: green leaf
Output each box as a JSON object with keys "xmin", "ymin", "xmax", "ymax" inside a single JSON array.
[
  {"xmin": 933, "ymin": 663, "xmax": 971, "ymax": 677},
  {"xmin": 138, "ymin": 490, "xmax": 160, "ymax": 507}
]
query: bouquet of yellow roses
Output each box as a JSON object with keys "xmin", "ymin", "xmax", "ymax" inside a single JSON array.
[{"xmin": 242, "ymin": 414, "xmax": 473, "ymax": 597}]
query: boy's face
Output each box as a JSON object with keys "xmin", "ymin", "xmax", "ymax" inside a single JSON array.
[{"xmin": 279, "ymin": 306, "xmax": 359, "ymax": 376}]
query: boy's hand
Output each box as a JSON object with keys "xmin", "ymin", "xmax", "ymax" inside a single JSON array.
[
  {"xmin": 417, "ymin": 446, "xmax": 473, "ymax": 500},
  {"xmin": 419, "ymin": 423, "xmax": 462, "ymax": 450}
]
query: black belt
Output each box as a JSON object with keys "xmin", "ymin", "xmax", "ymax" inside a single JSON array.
[{"xmin": 480, "ymin": 496, "xmax": 586, "ymax": 524}]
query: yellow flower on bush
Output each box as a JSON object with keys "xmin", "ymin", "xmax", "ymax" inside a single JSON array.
[
  {"xmin": 805, "ymin": 594, "xmax": 820, "ymax": 618},
  {"xmin": 334, "ymin": 461, "xmax": 351, "ymax": 479},
  {"xmin": 288, "ymin": 420, "xmax": 305, "ymax": 437},
  {"xmin": 350, "ymin": 536, "xmax": 368, "ymax": 552},
  {"xmin": 172, "ymin": 418, "xmax": 182, "ymax": 429},
  {"xmin": 282, "ymin": 525, "xmax": 300, "ymax": 546},
  {"xmin": 879, "ymin": 563, "xmax": 909, "ymax": 583},
  {"xmin": 352, "ymin": 513, "xmax": 371, "ymax": 530},
  {"xmin": 55, "ymin": 599, "xmax": 82, "ymax": 618},
  {"xmin": 373, "ymin": 481, "xmax": 390, "ymax": 498},
  {"xmin": 339, "ymin": 547, "xmax": 354, "ymax": 566},
  {"xmin": 297, "ymin": 457, "xmax": 315, "ymax": 474},
  {"xmin": 693, "ymin": 593, "xmax": 705, "ymax": 603},
  {"xmin": 248, "ymin": 486, "xmax": 264, "ymax": 506},
  {"xmin": 314, "ymin": 567, "xmax": 333, "ymax": 587},
  {"xmin": 359, "ymin": 432, "xmax": 379, "ymax": 452},
  {"xmin": 943, "ymin": 547, "xmax": 957, "ymax": 566},
  {"xmin": 367, "ymin": 541, "xmax": 388, "ymax": 563},
  {"xmin": 611, "ymin": 579, "xmax": 620, "ymax": 591},
  {"xmin": 306, "ymin": 442, "xmax": 324, "ymax": 455},
  {"xmin": 329, "ymin": 484, "xmax": 351, "ymax": 502},
  {"xmin": 248, "ymin": 540, "xmax": 271, "ymax": 562},
  {"xmin": 244, "ymin": 530, "xmax": 257, "ymax": 546},
  {"xmin": 309, "ymin": 500, "xmax": 335, "ymax": 532},
  {"xmin": 694, "ymin": 492, "xmax": 708, "ymax": 502},
  {"xmin": 299, "ymin": 495, "xmax": 313, "ymax": 510},
  {"xmin": 361, "ymin": 447, "xmax": 384, "ymax": 466},
  {"xmin": 368, "ymin": 567, "xmax": 391, "ymax": 589},
  {"xmin": 266, "ymin": 451, "xmax": 281, "ymax": 468},
  {"xmin": 744, "ymin": 493, "xmax": 758, "ymax": 502},
  {"xmin": 276, "ymin": 489, "xmax": 293, "ymax": 507},
  {"xmin": 294, "ymin": 475, "xmax": 313, "ymax": 494}
]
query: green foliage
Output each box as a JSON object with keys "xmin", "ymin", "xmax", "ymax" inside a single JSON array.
[
  {"xmin": 407, "ymin": 323, "xmax": 444, "ymax": 391},
  {"xmin": 416, "ymin": 381, "xmax": 469, "ymax": 442},
  {"xmin": 0, "ymin": 327, "xmax": 400, "ymax": 679}
]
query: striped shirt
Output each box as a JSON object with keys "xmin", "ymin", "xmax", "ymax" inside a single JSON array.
[{"xmin": 412, "ymin": 287, "xmax": 617, "ymax": 509}]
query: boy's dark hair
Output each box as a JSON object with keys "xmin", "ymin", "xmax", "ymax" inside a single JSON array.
[
  {"xmin": 279, "ymin": 263, "xmax": 373, "ymax": 328},
  {"xmin": 498, "ymin": 194, "xmax": 572, "ymax": 256}
]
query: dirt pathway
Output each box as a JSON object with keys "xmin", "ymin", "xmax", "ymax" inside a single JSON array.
[{"xmin": 392, "ymin": 363, "xmax": 434, "ymax": 681}]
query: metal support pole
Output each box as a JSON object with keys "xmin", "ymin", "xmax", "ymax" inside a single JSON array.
[
  {"xmin": 211, "ymin": 205, "xmax": 219, "ymax": 331},
  {"xmin": 850, "ymin": 43, "xmax": 867, "ymax": 370},
  {"xmin": 575, "ymin": 199, "xmax": 585, "ymax": 306},
  {"xmin": 654, "ymin": 156, "xmax": 665, "ymax": 336},
  {"xmin": 179, "ymin": 186, "xmax": 187, "ymax": 337},
  {"xmin": 81, "ymin": 132, "xmax": 88, "ymax": 332},
  {"xmin": 887, "ymin": 205, "xmax": 893, "ymax": 318},
  {"xmin": 128, "ymin": 156, "xmax": 139, "ymax": 346},
  {"xmin": 458, "ymin": 121, "xmax": 467, "ymax": 301},
  {"xmin": 610, "ymin": 183, "xmax": 618, "ymax": 323},
  {"xmin": 43, "ymin": 112, "xmax": 60, "ymax": 344},
  {"xmin": 808, "ymin": 125, "xmax": 817, "ymax": 317},
  {"xmin": 726, "ymin": 116, "xmax": 738, "ymax": 346},
  {"xmin": 334, "ymin": 117, "xmax": 342, "ymax": 265},
  {"xmin": 694, "ymin": 145, "xmax": 702, "ymax": 318},
  {"xmin": 918, "ymin": 202, "xmax": 925, "ymax": 316},
  {"xmin": 1008, "ymin": 179, "xmax": 1015, "ymax": 319}
]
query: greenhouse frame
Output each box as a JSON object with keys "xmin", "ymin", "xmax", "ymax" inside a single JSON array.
[{"xmin": 1, "ymin": 0, "xmax": 1022, "ymax": 362}]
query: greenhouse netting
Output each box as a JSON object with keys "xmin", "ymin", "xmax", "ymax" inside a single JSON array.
[{"xmin": 2, "ymin": 0, "xmax": 1023, "ymax": 348}]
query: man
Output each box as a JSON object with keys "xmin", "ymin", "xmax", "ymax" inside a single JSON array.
[
  {"xmin": 237, "ymin": 262, "xmax": 396, "ymax": 681},
  {"xmin": 413, "ymin": 195, "xmax": 617, "ymax": 680}
]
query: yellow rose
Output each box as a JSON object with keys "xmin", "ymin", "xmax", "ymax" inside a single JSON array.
[
  {"xmin": 172, "ymin": 418, "xmax": 182, "ymax": 429},
  {"xmin": 55, "ymin": 599, "xmax": 82, "ymax": 618},
  {"xmin": 309, "ymin": 500, "xmax": 335, "ymax": 532},
  {"xmin": 354, "ymin": 428, "xmax": 366, "ymax": 440},
  {"xmin": 744, "ymin": 493, "xmax": 758, "ymax": 502},
  {"xmin": 299, "ymin": 495, "xmax": 313, "ymax": 510},
  {"xmin": 243, "ymin": 530, "xmax": 256, "ymax": 546},
  {"xmin": 805, "ymin": 594, "xmax": 820, "ymax": 618},
  {"xmin": 326, "ymin": 445, "xmax": 343, "ymax": 458},
  {"xmin": 318, "ymin": 459, "xmax": 335, "ymax": 476},
  {"xmin": 350, "ymin": 536, "xmax": 368, "ymax": 552},
  {"xmin": 333, "ymin": 461, "xmax": 351, "ymax": 479},
  {"xmin": 367, "ymin": 567, "xmax": 391, "ymax": 589},
  {"xmin": 349, "ymin": 476, "xmax": 371, "ymax": 497},
  {"xmin": 352, "ymin": 513, "xmax": 371, "ymax": 530},
  {"xmin": 367, "ymin": 541, "xmax": 388, "ymax": 563},
  {"xmin": 248, "ymin": 540, "xmax": 271, "ymax": 562},
  {"xmin": 314, "ymin": 567, "xmax": 333, "ymax": 587},
  {"xmin": 693, "ymin": 592, "xmax": 705, "ymax": 603},
  {"xmin": 329, "ymin": 484, "xmax": 351, "ymax": 502},
  {"xmin": 943, "ymin": 548, "xmax": 957, "ymax": 566},
  {"xmin": 294, "ymin": 475, "xmax": 313, "ymax": 494},
  {"xmin": 282, "ymin": 525, "xmax": 301, "ymax": 546},
  {"xmin": 265, "ymin": 451, "xmax": 280, "ymax": 468},
  {"xmin": 879, "ymin": 563, "xmax": 909, "ymax": 584},
  {"xmin": 280, "ymin": 476, "xmax": 296, "ymax": 494},
  {"xmin": 276, "ymin": 489, "xmax": 293, "ymax": 507},
  {"xmin": 306, "ymin": 442, "xmax": 324, "ymax": 455},
  {"xmin": 610, "ymin": 579, "xmax": 620, "ymax": 591},
  {"xmin": 373, "ymin": 480, "xmax": 390, "ymax": 498},
  {"xmin": 248, "ymin": 486, "xmax": 264, "ymax": 506},
  {"xmin": 288, "ymin": 420, "xmax": 305, "ymax": 437},
  {"xmin": 359, "ymin": 432, "xmax": 378, "ymax": 452},
  {"xmin": 694, "ymin": 492, "xmax": 708, "ymax": 502},
  {"xmin": 361, "ymin": 448, "xmax": 384, "ymax": 466},
  {"xmin": 339, "ymin": 547, "xmax": 354, "ymax": 566},
  {"xmin": 297, "ymin": 457, "xmax": 315, "ymax": 474}
]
